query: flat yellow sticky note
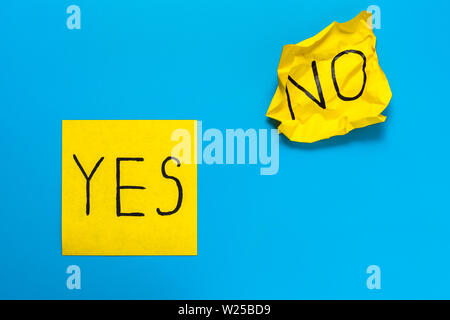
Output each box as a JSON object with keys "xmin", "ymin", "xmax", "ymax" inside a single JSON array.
[
  {"xmin": 62, "ymin": 120, "xmax": 197, "ymax": 256},
  {"xmin": 266, "ymin": 11, "xmax": 392, "ymax": 143}
]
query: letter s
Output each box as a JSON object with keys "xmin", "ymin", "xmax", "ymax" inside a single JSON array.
[{"xmin": 157, "ymin": 157, "xmax": 183, "ymax": 216}]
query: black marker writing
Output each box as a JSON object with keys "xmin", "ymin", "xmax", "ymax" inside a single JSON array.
[
  {"xmin": 286, "ymin": 49, "xmax": 367, "ymax": 119},
  {"xmin": 288, "ymin": 61, "xmax": 326, "ymax": 113},
  {"xmin": 285, "ymin": 86, "xmax": 296, "ymax": 120},
  {"xmin": 332, "ymin": 50, "xmax": 367, "ymax": 101},
  {"xmin": 157, "ymin": 156, "xmax": 183, "ymax": 216},
  {"xmin": 116, "ymin": 158, "xmax": 146, "ymax": 217},
  {"xmin": 73, "ymin": 155, "xmax": 104, "ymax": 216}
]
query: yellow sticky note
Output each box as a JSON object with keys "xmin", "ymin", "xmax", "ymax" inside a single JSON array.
[
  {"xmin": 62, "ymin": 120, "xmax": 197, "ymax": 256},
  {"xmin": 266, "ymin": 11, "xmax": 392, "ymax": 143}
]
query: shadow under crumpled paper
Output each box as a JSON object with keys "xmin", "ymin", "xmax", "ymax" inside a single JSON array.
[{"xmin": 267, "ymin": 105, "xmax": 390, "ymax": 151}]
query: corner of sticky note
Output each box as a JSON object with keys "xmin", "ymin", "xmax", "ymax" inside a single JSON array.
[{"xmin": 61, "ymin": 120, "xmax": 197, "ymax": 256}]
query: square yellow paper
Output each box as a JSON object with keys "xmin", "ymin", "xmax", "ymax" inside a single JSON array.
[{"xmin": 62, "ymin": 120, "xmax": 197, "ymax": 256}]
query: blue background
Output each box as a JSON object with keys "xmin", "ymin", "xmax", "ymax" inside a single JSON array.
[{"xmin": 1, "ymin": 0, "xmax": 449, "ymax": 299}]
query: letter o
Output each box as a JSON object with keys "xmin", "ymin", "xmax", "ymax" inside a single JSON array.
[{"xmin": 331, "ymin": 50, "xmax": 367, "ymax": 101}]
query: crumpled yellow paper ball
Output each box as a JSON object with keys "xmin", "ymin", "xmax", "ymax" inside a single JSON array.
[{"xmin": 266, "ymin": 11, "xmax": 392, "ymax": 143}]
